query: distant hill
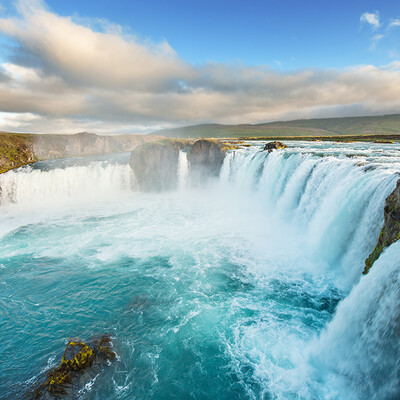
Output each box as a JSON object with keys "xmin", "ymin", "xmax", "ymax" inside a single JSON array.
[{"xmin": 155, "ymin": 114, "xmax": 400, "ymax": 138}]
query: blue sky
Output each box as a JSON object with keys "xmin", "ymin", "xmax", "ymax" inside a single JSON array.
[
  {"xmin": 22, "ymin": 0, "xmax": 400, "ymax": 68},
  {"xmin": 0, "ymin": 0, "xmax": 399, "ymax": 133}
]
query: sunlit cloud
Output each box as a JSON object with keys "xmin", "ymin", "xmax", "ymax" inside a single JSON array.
[{"xmin": 0, "ymin": 1, "xmax": 399, "ymax": 134}]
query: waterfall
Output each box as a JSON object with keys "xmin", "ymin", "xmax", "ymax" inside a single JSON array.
[
  {"xmin": 0, "ymin": 162, "xmax": 134, "ymax": 206},
  {"xmin": 311, "ymin": 241, "xmax": 400, "ymax": 400},
  {"xmin": 177, "ymin": 150, "xmax": 189, "ymax": 190},
  {"xmin": 216, "ymin": 145, "xmax": 400, "ymax": 398},
  {"xmin": 1, "ymin": 142, "xmax": 400, "ymax": 399},
  {"xmin": 218, "ymin": 148, "xmax": 398, "ymax": 285}
]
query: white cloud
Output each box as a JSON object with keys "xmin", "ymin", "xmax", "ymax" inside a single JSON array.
[
  {"xmin": 0, "ymin": 1, "xmax": 399, "ymax": 134},
  {"xmin": 389, "ymin": 18, "xmax": 400, "ymax": 28},
  {"xmin": 360, "ymin": 11, "xmax": 380, "ymax": 29},
  {"xmin": 370, "ymin": 34, "xmax": 384, "ymax": 50}
]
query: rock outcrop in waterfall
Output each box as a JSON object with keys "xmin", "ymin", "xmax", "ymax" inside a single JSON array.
[
  {"xmin": 186, "ymin": 139, "xmax": 232, "ymax": 182},
  {"xmin": 364, "ymin": 179, "xmax": 400, "ymax": 273},
  {"xmin": 129, "ymin": 139, "xmax": 237, "ymax": 191},
  {"xmin": 263, "ymin": 141, "xmax": 288, "ymax": 152},
  {"xmin": 129, "ymin": 139, "xmax": 191, "ymax": 192}
]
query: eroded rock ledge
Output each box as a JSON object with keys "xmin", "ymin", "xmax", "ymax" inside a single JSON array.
[
  {"xmin": 364, "ymin": 178, "xmax": 400, "ymax": 274},
  {"xmin": 129, "ymin": 139, "xmax": 237, "ymax": 191}
]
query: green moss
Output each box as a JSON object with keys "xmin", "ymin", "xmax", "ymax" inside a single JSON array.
[
  {"xmin": 45, "ymin": 341, "xmax": 93, "ymax": 394},
  {"xmin": 363, "ymin": 229, "xmax": 386, "ymax": 274},
  {"xmin": 44, "ymin": 340, "xmax": 95, "ymax": 394},
  {"xmin": 220, "ymin": 143, "xmax": 239, "ymax": 151},
  {"xmin": 0, "ymin": 132, "xmax": 37, "ymax": 174}
]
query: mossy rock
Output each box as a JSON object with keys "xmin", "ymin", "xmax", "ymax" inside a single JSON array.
[{"xmin": 28, "ymin": 336, "xmax": 116, "ymax": 399}]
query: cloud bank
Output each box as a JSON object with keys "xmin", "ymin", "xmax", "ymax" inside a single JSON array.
[{"xmin": 0, "ymin": 1, "xmax": 400, "ymax": 134}]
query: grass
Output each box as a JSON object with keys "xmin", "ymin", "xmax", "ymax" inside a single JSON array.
[{"xmin": 155, "ymin": 114, "xmax": 400, "ymax": 138}]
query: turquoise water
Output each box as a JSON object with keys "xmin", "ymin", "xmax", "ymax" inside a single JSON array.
[{"xmin": 0, "ymin": 142, "xmax": 399, "ymax": 399}]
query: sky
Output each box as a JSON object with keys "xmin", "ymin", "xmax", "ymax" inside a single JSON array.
[{"xmin": 0, "ymin": 0, "xmax": 399, "ymax": 134}]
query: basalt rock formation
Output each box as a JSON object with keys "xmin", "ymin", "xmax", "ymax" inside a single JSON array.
[
  {"xmin": 129, "ymin": 139, "xmax": 192, "ymax": 191},
  {"xmin": 186, "ymin": 139, "xmax": 230, "ymax": 181},
  {"xmin": 364, "ymin": 179, "xmax": 400, "ymax": 274},
  {"xmin": 263, "ymin": 141, "xmax": 288, "ymax": 152},
  {"xmin": 29, "ymin": 336, "xmax": 116, "ymax": 399},
  {"xmin": 129, "ymin": 139, "xmax": 237, "ymax": 191}
]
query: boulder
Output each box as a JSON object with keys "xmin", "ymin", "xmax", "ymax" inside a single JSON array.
[
  {"xmin": 263, "ymin": 141, "xmax": 287, "ymax": 152},
  {"xmin": 28, "ymin": 336, "xmax": 116, "ymax": 399}
]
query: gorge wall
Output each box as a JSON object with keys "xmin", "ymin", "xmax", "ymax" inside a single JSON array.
[{"xmin": 0, "ymin": 131, "xmax": 161, "ymax": 173}]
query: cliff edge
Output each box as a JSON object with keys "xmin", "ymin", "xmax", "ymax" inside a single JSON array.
[{"xmin": 364, "ymin": 179, "xmax": 400, "ymax": 274}]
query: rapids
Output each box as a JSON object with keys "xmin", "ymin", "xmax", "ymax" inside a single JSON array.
[{"xmin": 0, "ymin": 141, "xmax": 399, "ymax": 399}]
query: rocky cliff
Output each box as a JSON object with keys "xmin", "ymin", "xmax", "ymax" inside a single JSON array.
[
  {"xmin": 364, "ymin": 179, "xmax": 400, "ymax": 274},
  {"xmin": 130, "ymin": 139, "xmax": 236, "ymax": 191},
  {"xmin": 0, "ymin": 132, "xmax": 161, "ymax": 173},
  {"xmin": 33, "ymin": 132, "xmax": 161, "ymax": 160}
]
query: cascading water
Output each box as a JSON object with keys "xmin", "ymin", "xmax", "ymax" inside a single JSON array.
[
  {"xmin": 0, "ymin": 156, "xmax": 134, "ymax": 206},
  {"xmin": 311, "ymin": 240, "xmax": 400, "ymax": 400},
  {"xmin": 0, "ymin": 141, "xmax": 399, "ymax": 400},
  {"xmin": 177, "ymin": 150, "xmax": 189, "ymax": 190},
  {"xmin": 219, "ymin": 145, "xmax": 398, "ymax": 287}
]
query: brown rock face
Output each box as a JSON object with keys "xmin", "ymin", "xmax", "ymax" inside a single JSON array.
[{"xmin": 364, "ymin": 179, "xmax": 400, "ymax": 274}]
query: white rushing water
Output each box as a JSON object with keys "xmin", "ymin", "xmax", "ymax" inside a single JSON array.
[
  {"xmin": 178, "ymin": 150, "xmax": 189, "ymax": 190},
  {"xmin": 219, "ymin": 143, "xmax": 398, "ymax": 287},
  {"xmin": 313, "ymin": 240, "xmax": 400, "ymax": 400},
  {"xmin": 0, "ymin": 161, "xmax": 134, "ymax": 206},
  {"xmin": 0, "ymin": 141, "xmax": 399, "ymax": 400}
]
